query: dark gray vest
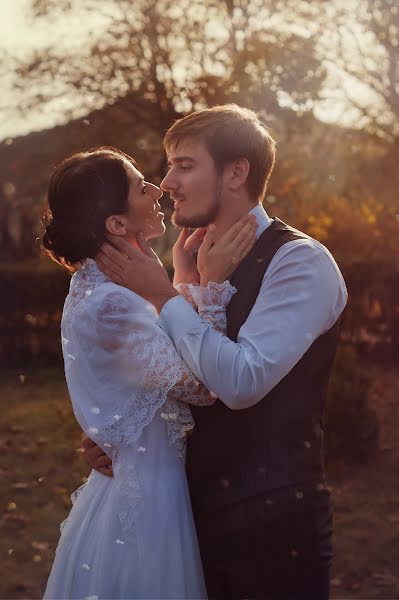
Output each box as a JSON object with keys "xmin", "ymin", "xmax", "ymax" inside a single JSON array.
[{"xmin": 186, "ymin": 218, "xmax": 340, "ymax": 513}]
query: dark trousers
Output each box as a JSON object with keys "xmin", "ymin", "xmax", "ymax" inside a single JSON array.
[{"xmin": 194, "ymin": 484, "xmax": 333, "ymax": 600}]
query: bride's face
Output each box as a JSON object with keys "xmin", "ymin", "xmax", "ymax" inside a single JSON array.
[{"xmin": 123, "ymin": 163, "xmax": 166, "ymax": 241}]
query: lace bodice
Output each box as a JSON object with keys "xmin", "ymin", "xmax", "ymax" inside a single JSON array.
[{"xmin": 61, "ymin": 259, "xmax": 236, "ymax": 540}]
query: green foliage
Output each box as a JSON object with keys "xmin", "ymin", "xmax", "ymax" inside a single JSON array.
[{"xmin": 325, "ymin": 346, "xmax": 378, "ymax": 464}]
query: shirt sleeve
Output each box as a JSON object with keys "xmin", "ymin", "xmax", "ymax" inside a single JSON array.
[{"xmin": 158, "ymin": 239, "xmax": 348, "ymax": 410}]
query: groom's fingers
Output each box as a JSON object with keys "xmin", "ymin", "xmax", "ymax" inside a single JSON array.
[
  {"xmin": 136, "ymin": 232, "xmax": 157, "ymax": 259},
  {"xmin": 97, "ymin": 253, "xmax": 124, "ymax": 285}
]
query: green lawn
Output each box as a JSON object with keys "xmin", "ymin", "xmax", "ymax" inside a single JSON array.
[{"xmin": 0, "ymin": 367, "xmax": 398, "ymax": 599}]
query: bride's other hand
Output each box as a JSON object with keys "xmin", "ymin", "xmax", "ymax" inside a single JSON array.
[
  {"xmin": 172, "ymin": 227, "xmax": 205, "ymax": 286},
  {"xmin": 198, "ymin": 214, "xmax": 257, "ymax": 286},
  {"xmin": 81, "ymin": 435, "xmax": 113, "ymax": 478}
]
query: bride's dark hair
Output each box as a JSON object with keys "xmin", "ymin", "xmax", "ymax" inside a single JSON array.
[{"xmin": 42, "ymin": 146, "xmax": 136, "ymax": 271}]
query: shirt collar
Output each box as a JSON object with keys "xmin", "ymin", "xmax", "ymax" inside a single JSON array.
[{"xmin": 249, "ymin": 204, "xmax": 273, "ymax": 239}]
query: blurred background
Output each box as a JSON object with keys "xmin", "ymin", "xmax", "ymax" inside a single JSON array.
[{"xmin": 0, "ymin": 0, "xmax": 398, "ymax": 597}]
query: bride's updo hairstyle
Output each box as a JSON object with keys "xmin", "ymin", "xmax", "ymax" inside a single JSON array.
[{"xmin": 42, "ymin": 146, "xmax": 135, "ymax": 271}]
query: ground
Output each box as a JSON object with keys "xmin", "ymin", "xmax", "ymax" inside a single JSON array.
[{"xmin": 0, "ymin": 365, "xmax": 398, "ymax": 599}]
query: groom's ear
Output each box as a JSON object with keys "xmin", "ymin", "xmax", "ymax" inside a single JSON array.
[
  {"xmin": 225, "ymin": 158, "xmax": 250, "ymax": 191},
  {"xmin": 105, "ymin": 214, "xmax": 128, "ymax": 236}
]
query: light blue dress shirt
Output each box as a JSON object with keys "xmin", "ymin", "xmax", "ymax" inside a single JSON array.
[{"xmin": 158, "ymin": 205, "xmax": 348, "ymax": 410}]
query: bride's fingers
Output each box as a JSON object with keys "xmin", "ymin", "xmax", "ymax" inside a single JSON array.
[
  {"xmin": 174, "ymin": 228, "xmax": 191, "ymax": 249},
  {"xmin": 198, "ymin": 226, "xmax": 215, "ymax": 256},
  {"xmin": 227, "ymin": 225, "xmax": 256, "ymax": 253},
  {"xmin": 224, "ymin": 220, "xmax": 256, "ymax": 253},
  {"xmin": 236, "ymin": 233, "xmax": 257, "ymax": 262},
  {"xmin": 183, "ymin": 227, "xmax": 207, "ymax": 252},
  {"xmin": 220, "ymin": 214, "xmax": 256, "ymax": 244}
]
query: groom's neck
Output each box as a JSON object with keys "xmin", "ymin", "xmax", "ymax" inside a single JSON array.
[{"xmin": 210, "ymin": 202, "xmax": 257, "ymax": 242}]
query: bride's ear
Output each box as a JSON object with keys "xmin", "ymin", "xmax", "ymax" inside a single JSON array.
[{"xmin": 105, "ymin": 215, "xmax": 128, "ymax": 236}]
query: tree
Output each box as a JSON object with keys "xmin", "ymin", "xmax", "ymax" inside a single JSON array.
[{"xmin": 9, "ymin": 0, "xmax": 326, "ymax": 134}]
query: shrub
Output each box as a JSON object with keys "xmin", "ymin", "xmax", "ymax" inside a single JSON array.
[{"xmin": 324, "ymin": 345, "xmax": 378, "ymax": 464}]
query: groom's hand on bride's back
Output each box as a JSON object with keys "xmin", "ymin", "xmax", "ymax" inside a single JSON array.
[{"xmin": 81, "ymin": 435, "xmax": 113, "ymax": 478}]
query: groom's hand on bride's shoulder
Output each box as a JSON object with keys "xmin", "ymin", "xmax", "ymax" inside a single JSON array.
[{"xmin": 81, "ymin": 435, "xmax": 113, "ymax": 478}]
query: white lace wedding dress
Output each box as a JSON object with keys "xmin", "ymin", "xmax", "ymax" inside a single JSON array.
[{"xmin": 43, "ymin": 259, "xmax": 236, "ymax": 600}]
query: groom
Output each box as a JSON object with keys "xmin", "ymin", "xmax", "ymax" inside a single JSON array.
[{"xmin": 87, "ymin": 104, "xmax": 347, "ymax": 599}]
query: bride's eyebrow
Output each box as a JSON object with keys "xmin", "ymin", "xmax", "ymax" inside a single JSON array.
[{"xmin": 136, "ymin": 175, "xmax": 145, "ymax": 189}]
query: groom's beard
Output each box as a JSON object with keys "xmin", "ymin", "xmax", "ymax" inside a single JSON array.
[{"xmin": 171, "ymin": 181, "xmax": 222, "ymax": 229}]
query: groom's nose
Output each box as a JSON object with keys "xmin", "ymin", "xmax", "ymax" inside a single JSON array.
[{"xmin": 160, "ymin": 170, "xmax": 176, "ymax": 193}]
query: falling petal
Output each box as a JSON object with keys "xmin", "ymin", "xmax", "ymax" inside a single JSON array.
[
  {"xmin": 295, "ymin": 491, "xmax": 304, "ymax": 500},
  {"xmin": 304, "ymin": 441, "xmax": 312, "ymax": 449},
  {"xmin": 88, "ymin": 427, "xmax": 99, "ymax": 435},
  {"xmin": 33, "ymin": 554, "xmax": 42, "ymax": 562},
  {"xmin": 8, "ymin": 549, "xmax": 13, "ymax": 555},
  {"xmin": 90, "ymin": 407, "xmax": 100, "ymax": 414},
  {"xmin": 168, "ymin": 413, "xmax": 177, "ymax": 421},
  {"xmin": 62, "ymin": 337, "xmax": 69, "ymax": 345},
  {"xmin": 67, "ymin": 354, "xmax": 76, "ymax": 360},
  {"xmin": 210, "ymin": 392, "xmax": 218, "ymax": 399},
  {"xmin": 104, "ymin": 443, "xmax": 112, "ymax": 448},
  {"xmin": 85, "ymin": 290, "xmax": 93, "ymax": 296},
  {"xmin": 116, "ymin": 539, "xmax": 125, "ymax": 544},
  {"xmin": 160, "ymin": 413, "xmax": 169, "ymax": 420},
  {"xmin": 82, "ymin": 563, "xmax": 91, "ymax": 571},
  {"xmin": 113, "ymin": 415, "xmax": 122, "ymax": 421},
  {"xmin": 137, "ymin": 447, "xmax": 146, "ymax": 452}
]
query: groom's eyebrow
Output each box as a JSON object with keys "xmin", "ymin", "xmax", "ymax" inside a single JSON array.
[{"xmin": 168, "ymin": 156, "xmax": 196, "ymax": 167}]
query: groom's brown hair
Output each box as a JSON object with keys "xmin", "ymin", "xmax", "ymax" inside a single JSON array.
[{"xmin": 164, "ymin": 104, "xmax": 276, "ymax": 202}]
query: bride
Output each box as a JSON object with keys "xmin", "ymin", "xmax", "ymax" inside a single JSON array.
[{"xmin": 41, "ymin": 146, "xmax": 257, "ymax": 599}]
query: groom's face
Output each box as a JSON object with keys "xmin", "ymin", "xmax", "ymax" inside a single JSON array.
[{"xmin": 161, "ymin": 140, "xmax": 223, "ymax": 228}]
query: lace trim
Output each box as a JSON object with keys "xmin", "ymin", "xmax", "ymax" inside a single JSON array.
[
  {"xmin": 186, "ymin": 280, "xmax": 237, "ymax": 333},
  {"xmin": 60, "ymin": 474, "xmax": 93, "ymax": 534},
  {"xmin": 189, "ymin": 280, "xmax": 237, "ymax": 309},
  {"xmin": 174, "ymin": 283, "xmax": 196, "ymax": 308}
]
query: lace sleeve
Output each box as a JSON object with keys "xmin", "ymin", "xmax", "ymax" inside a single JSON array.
[
  {"xmin": 174, "ymin": 283, "xmax": 196, "ymax": 308},
  {"xmin": 65, "ymin": 286, "xmax": 215, "ymax": 540},
  {"xmin": 186, "ymin": 280, "xmax": 237, "ymax": 333}
]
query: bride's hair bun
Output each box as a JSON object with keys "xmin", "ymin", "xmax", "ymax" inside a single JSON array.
[{"xmin": 41, "ymin": 147, "xmax": 136, "ymax": 271}]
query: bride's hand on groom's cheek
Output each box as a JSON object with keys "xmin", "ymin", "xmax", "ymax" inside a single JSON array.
[
  {"xmin": 81, "ymin": 435, "xmax": 113, "ymax": 478},
  {"xmin": 198, "ymin": 214, "xmax": 257, "ymax": 285},
  {"xmin": 172, "ymin": 228, "xmax": 204, "ymax": 285}
]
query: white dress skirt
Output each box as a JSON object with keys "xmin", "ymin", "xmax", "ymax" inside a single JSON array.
[
  {"xmin": 43, "ymin": 260, "xmax": 236, "ymax": 600},
  {"xmin": 44, "ymin": 418, "xmax": 207, "ymax": 599}
]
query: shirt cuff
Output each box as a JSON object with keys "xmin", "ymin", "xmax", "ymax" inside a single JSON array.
[{"xmin": 158, "ymin": 294, "xmax": 203, "ymax": 345}]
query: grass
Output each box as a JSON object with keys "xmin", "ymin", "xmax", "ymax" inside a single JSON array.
[
  {"xmin": 0, "ymin": 369, "xmax": 85, "ymax": 599},
  {"xmin": 0, "ymin": 366, "xmax": 398, "ymax": 599}
]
